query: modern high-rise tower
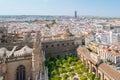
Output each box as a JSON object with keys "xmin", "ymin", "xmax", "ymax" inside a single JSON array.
[{"xmin": 75, "ymin": 11, "xmax": 77, "ymax": 18}]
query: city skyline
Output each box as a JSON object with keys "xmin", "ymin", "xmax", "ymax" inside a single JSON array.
[{"xmin": 0, "ymin": 0, "xmax": 120, "ymax": 17}]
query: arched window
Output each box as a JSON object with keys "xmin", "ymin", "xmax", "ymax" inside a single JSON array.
[
  {"xmin": 92, "ymin": 67, "xmax": 96, "ymax": 75},
  {"xmin": 98, "ymin": 73, "xmax": 101, "ymax": 80},
  {"xmin": 16, "ymin": 65, "xmax": 26, "ymax": 80}
]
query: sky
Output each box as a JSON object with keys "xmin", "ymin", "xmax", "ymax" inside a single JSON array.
[{"xmin": 0, "ymin": 0, "xmax": 119, "ymax": 17}]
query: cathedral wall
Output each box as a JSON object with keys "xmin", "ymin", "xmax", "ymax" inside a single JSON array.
[
  {"xmin": 5, "ymin": 59, "xmax": 32, "ymax": 80},
  {"xmin": 0, "ymin": 42, "xmax": 33, "ymax": 49}
]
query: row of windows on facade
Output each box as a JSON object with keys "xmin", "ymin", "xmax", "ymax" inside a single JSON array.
[{"xmin": 45, "ymin": 42, "xmax": 74, "ymax": 48}]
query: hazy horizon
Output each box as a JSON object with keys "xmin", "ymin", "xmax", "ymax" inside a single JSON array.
[{"xmin": 0, "ymin": 0, "xmax": 120, "ymax": 17}]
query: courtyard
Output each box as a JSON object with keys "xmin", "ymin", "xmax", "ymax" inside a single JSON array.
[{"xmin": 45, "ymin": 54, "xmax": 100, "ymax": 80}]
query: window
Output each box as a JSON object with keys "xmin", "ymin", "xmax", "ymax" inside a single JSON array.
[
  {"xmin": 16, "ymin": 65, "xmax": 26, "ymax": 80},
  {"xmin": 62, "ymin": 43, "xmax": 64, "ymax": 46},
  {"xmin": 67, "ymin": 43, "xmax": 69, "ymax": 45},
  {"xmin": 57, "ymin": 44, "xmax": 59, "ymax": 46},
  {"xmin": 51, "ymin": 45, "xmax": 54, "ymax": 47},
  {"xmin": 72, "ymin": 42, "xmax": 74, "ymax": 45},
  {"xmin": 46, "ymin": 45, "xmax": 48, "ymax": 48}
]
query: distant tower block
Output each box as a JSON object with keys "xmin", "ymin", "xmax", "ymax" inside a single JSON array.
[{"xmin": 75, "ymin": 11, "xmax": 77, "ymax": 18}]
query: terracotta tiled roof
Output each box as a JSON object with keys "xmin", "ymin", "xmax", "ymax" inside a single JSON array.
[
  {"xmin": 103, "ymin": 48, "xmax": 111, "ymax": 51},
  {"xmin": 99, "ymin": 63, "xmax": 120, "ymax": 80},
  {"xmin": 115, "ymin": 20, "xmax": 120, "ymax": 24},
  {"xmin": 103, "ymin": 48, "xmax": 120, "ymax": 56}
]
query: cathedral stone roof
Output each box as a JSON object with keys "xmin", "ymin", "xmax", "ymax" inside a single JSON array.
[
  {"xmin": 0, "ymin": 47, "xmax": 10, "ymax": 57},
  {"xmin": 14, "ymin": 46, "xmax": 32, "ymax": 57}
]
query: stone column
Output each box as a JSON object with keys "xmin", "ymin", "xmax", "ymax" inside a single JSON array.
[{"xmin": 101, "ymin": 72, "xmax": 104, "ymax": 80}]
